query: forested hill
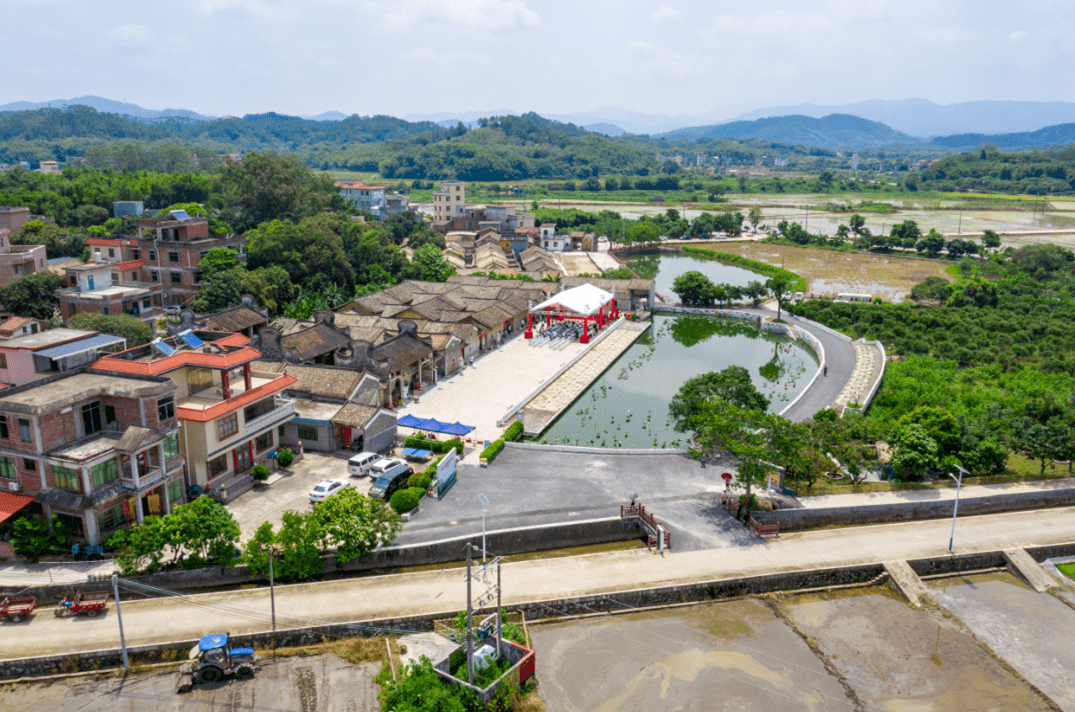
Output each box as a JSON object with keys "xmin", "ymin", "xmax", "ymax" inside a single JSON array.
[
  {"xmin": 656, "ymin": 114, "xmax": 922, "ymax": 149},
  {"xmin": 932, "ymin": 123, "xmax": 1075, "ymax": 150},
  {"xmin": 909, "ymin": 145, "xmax": 1075, "ymax": 193}
]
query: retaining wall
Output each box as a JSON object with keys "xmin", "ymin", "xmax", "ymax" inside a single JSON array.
[{"xmin": 752, "ymin": 488, "xmax": 1075, "ymax": 531}]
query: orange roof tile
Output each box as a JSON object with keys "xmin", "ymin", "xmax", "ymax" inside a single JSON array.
[
  {"xmin": 116, "ymin": 259, "xmax": 143, "ymax": 270},
  {"xmin": 95, "ymin": 346, "xmax": 263, "ymax": 376},
  {"xmin": 0, "ymin": 491, "xmax": 35, "ymax": 524},
  {"xmin": 177, "ymin": 374, "xmax": 296, "ymax": 422},
  {"xmin": 87, "ymin": 238, "xmax": 122, "ymax": 246}
]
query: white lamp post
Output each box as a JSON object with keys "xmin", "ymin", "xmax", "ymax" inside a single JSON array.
[
  {"xmin": 478, "ymin": 493, "xmax": 489, "ymax": 570},
  {"xmin": 948, "ymin": 464, "xmax": 968, "ymax": 552}
]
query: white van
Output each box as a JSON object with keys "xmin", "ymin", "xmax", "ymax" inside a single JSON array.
[
  {"xmin": 368, "ymin": 458, "xmax": 410, "ymax": 481},
  {"xmin": 348, "ymin": 451, "xmax": 379, "ymax": 477}
]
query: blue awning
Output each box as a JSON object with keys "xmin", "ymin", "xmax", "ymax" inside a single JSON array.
[
  {"xmin": 35, "ymin": 334, "xmax": 127, "ymax": 359},
  {"xmin": 397, "ymin": 415, "xmax": 474, "ymax": 435}
]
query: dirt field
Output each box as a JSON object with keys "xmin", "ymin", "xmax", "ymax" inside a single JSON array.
[{"xmin": 689, "ymin": 241, "xmax": 954, "ymax": 302}]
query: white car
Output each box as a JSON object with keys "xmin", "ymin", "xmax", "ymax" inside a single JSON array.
[{"xmin": 309, "ymin": 478, "xmax": 350, "ymax": 504}]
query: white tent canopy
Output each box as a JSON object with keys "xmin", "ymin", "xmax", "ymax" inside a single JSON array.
[{"xmin": 531, "ymin": 283, "xmax": 614, "ymax": 317}]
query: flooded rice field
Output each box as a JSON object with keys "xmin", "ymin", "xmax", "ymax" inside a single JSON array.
[{"xmin": 532, "ymin": 579, "xmax": 1072, "ymax": 711}]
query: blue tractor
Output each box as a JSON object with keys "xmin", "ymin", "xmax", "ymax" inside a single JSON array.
[{"xmin": 176, "ymin": 633, "xmax": 259, "ymax": 692}]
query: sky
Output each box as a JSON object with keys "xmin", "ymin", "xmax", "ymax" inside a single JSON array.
[{"xmin": 2, "ymin": 0, "xmax": 1073, "ymax": 121}]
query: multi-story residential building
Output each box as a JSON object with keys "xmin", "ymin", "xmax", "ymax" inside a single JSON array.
[
  {"xmin": 57, "ymin": 261, "xmax": 164, "ymax": 323},
  {"xmin": 539, "ymin": 223, "xmax": 567, "ymax": 252},
  {"xmin": 0, "ymin": 328, "xmax": 127, "ymax": 386},
  {"xmin": 0, "ymin": 207, "xmax": 31, "ymax": 234},
  {"xmin": 336, "ymin": 182, "xmax": 387, "ymax": 213},
  {"xmin": 433, "ymin": 180, "xmax": 466, "ymax": 223},
  {"xmin": 38, "ymin": 161, "xmax": 60, "ymax": 175},
  {"xmin": 0, "ymin": 229, "xmax": 46, "ymax": 286},
  {"xmin": 133, "ymin": 210, "xmax": 245, "ymax": 308},
  {"xmin": 0, "ymin": 368, "xmax": 184, "ymax": 545},
  {"xmin": 95, "ymin": 331, "xmax": 297, "ymax": 503}
]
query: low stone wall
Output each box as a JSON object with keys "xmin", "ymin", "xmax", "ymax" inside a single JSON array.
[
  {"xmin": 751, "ymin": 488, "xmax": 1075, "ymax": 531},
  {"xmin": 505, "ymin": 442, "xmax": 685, "ymax": 455}
]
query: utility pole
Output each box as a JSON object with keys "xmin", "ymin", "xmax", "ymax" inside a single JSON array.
[
  {"xmin": 478, "ymin": 494, "xmax": 488, "ymax": 571},
  {"xmin": 112, "ymin": 573, "xmax": 128, "ymax": 672},
  {"xmin": 495, "ymin": 562, "xmax": 503, "ymax": 656},
  {"xmin": 958, "ymin": 210, "xmax": 963, "ymax": 238},
  {"xmin": 948, "ymin": 464, "xmax": 968, "ymax": 552},
  {"xmin": 465, "ymin": 546, "xmax": 474, "ymax": 684}
]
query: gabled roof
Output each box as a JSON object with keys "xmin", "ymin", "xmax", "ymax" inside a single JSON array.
[
  {"xmin": 279, "ymin": 323, "xmax": 350, "ymax": 362},
  {"xmin": 283, "ymin": 364, "xmax": 363, "ymax": 400},
  {"xmin": 201, "ymin": 305, "xmax": 269, "ymax": 333},
  {"xmin": 371, "ymin": 331, "xmax": 433, "ymax": 372}
]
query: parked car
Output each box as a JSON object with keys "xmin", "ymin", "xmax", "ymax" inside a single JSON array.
[
  {"xmin": 348, "ymin": 451, "xmax": 380, "ymax": 477},
  {"xmin": 309, "ymin": 478, "xmax": 350, "ymax": 504},
  {"xmin": 369, "ymin": 458, "xmax": 409, "ymax": 480},
  {"xmin": 369, "ymin": 468, "xmax": 413, "ymax": 501}
]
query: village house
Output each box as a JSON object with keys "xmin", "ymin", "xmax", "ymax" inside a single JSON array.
[{"xmin": 0, "ymin": 327, "xmax": 127, "ymax": 386}]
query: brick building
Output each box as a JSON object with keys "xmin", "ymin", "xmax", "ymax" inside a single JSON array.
[
  {"xmin": 57, "ymin": 261, "xmax": 164, "ymax": 323},
  {"xmin": 0, "ymin": 369, "xmax": 184, "ymax": 545},
  {"xmin": 0, "ymin": 207, "xmax": 31, "ymax": 235},
  {"xmin": 133, "ymin": 211, "xmax": 245, "ymax": 308},
  {"xmin": 0, "ymin": 328, "xmax": 126, "ymax": 386},
  {"xmin": 0, "ymin": 228, "xmax": 46, "ymax": 287},
  {"xmin": 94, "ymin": 331, "xmax": 297, "ymax": 503}
]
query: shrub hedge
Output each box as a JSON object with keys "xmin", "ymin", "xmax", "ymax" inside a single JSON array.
[
  {"xmin": 403, "ymin": 436, "xmax": 465, "ymax": 455},
  {"xmin": 481, "ymin": 439, "xmax": 505, "ymax": 462},
  {"xmin": 390, "ymin": 488, "xmax": 420, "ymax": 514},
  {"xmin": 681, "ymin": 246, "xmax": 808, "ymax": 293},
  {"xmin": 276, "ymin": 448, "xmax": 294, "ymax": 468},
  {"xmin": 503, "ymin": 421, "xmax": 524, "ymax": 442}
]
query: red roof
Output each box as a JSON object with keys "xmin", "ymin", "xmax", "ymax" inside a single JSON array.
[
  {"xmin": 0, "ymin": 491, "xmax": 34, "ymax": 524},
  {"xmin": 116, "ymin": 259, "xmax": 143, "ymax": 270},
  {"xmin": 87, "ymin": 238, "xmax": 122, "ymax": 246},
  {"xmin": 95, "ymin": 345, "xmax": 263, "ymax": 376},
  {"xmin": 177, "ymin": 374, "xmax": 297, "ymax": 422}
]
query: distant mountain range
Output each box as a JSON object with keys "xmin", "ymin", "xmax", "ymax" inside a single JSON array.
[
  {"xmin": 0, "ymin": 95, "xmax": 215, "ymax": 123},
  {"xmin": 657, "ymin": 114, "xmax": 921, "ymax": 149},
  {"xmin": 933, "ymin": 123, "xmax": 1075, "ymax": 150}
]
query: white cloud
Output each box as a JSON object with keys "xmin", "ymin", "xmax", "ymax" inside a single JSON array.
[
  {"xmin": 106, "ymin": 24, "xmax": 157, "ymax": 48},
  {"xmin": 649, "ymin": 5, "xmax": 681, "ymax": 22},
  {"xmin": 626, "ymin": 40, "xmax": 705, "ymax": 77},
  {"xmin": 380, "ymin": 0, "xmax": 541, "ymax": 31},
  {"xmin": 402, "ymin": 47, "xmax": 492, "ymax": 63}
]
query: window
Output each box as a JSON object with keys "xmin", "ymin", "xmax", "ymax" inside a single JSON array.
[
  {"xmin": 170, "ymin": 272, "xmax": 182, "ymax": 285},
  {"xmin": 158, "ymin": 396, "xmax": 175, "ymax": 422},
  {"xmin": 148, "ymin": 250, "xmax": 156, "ymax": 262},
  {"xmin": 53, "ymin": 465, "xmax": 80, "ymax": 491},
  {"xmin": 108, "ymin": 248, "xmax": 115, "ymax": 258},
  {"xmin": 18, "ymin": 418, "xmax": 31, "ymax": 442},
  {"xmin": 244, "ymin": 398, "xmax": 275, "ymax": 422},
  {"xmin": 91, "ymin": 458, "xmax": 118, "ymax": 488},
  {"xmin": 103, "ymin": 306, "xmax": 110, "ymax": 316},
  {"xmin": 168, "ymin": 251, "xmax": 180, "ymax": 263},
  {"xmin": 142, "ymin": 298, "xmax": 151, "ymax": 309},
  {"xmin": 167, "ymin": 477, "xmax": 184, "ymax": 506},
  {"xmin": 98, "ymin": 503, "xmax": 126, "ymax": 534},
  {"xmin": 0, "ymin": 457, "xmax": 14, "ymax": 480},
  {"xmin": 297, "ymin": 424, "xmax": 318, "ymax": 441},
  {"xmin": 105, "ymin": 404, "xmax": 116, "ymax": 425},
  {"xmin": 23, "ymin": 458, "xmax": 35, "ymax": 472},
  {"xmin": 0, "ymin": 416, "xmax": 7, "ymax": 439},
  {"xmin": 163, "ymin": 434, "xmax": 179, "ymax": 460},
  {"xmin": 150, "ymin": 270, "xmax": 159, "ymax": 283},
  {"xmin": 0, "ymin": 353, "xmax": 6, "ymax": 369},
  {"xmin": 208, "ymin": 454, "xmax": 228, "ymax": 477},
  {"xmin": 132, "ymin": 249, "xmax": 141, "ymax": 260},
  {"xmin": 82, "ymin": 402, "xmax": 102, "ymax": 435},
  {"xmin": 255, "ymin": 431, "xmax": 273, "ymax": 453},
  {"xmin": 217, "ymin": 413, "xmax": 238, "ymax": 440}
]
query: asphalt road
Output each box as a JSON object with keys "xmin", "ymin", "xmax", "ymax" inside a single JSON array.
[{"xmin": 3, "ymin": 505, "xmax": 1075, "ymax": 661}]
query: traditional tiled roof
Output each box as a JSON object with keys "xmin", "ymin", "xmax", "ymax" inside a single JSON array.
[
  {"xmin": 279, "ymin": 323, "xmax": 351, "ymax": 362},
  {"xmin": 201, "ymin": 305, "xmax": 269, "ymax": 333},
  {"xmin": 561, "ymin": 276, "xmax": 655, "ymax": 292},
  {"xmin": 371, "ymin": 332, "xmax": 433, "ymax": 372},
  {"xmin": 331, "ymin": 403, "xmax": 378, "ymax": 429},
  {"xmin": 282, "ymin": 364, "xmax": 363, "ymax": 400}
]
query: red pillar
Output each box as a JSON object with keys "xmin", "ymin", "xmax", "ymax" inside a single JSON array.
[
  {"xmin": 525, "ymin": 312, "xmax": 533, "ymax": 339},
  {"xmin": 248, "ymin": 440, "xmax": 254, "ymax": 467},
  {"xmin": 221, "ymin": 370, "xmax": 230, "ymax": 399},
  {"xmin": 243, "ymin": 363, "xmax": 251, "ymax": 391},
  {"xmin": 580, "ymin": 317, "xmax": 590, "ymax": 343}
]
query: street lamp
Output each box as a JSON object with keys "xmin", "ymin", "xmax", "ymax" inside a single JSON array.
[
  {"xmin": 478, "ymin": 493, "xmax": 489, "ymax": 569},
  {"xmin": 948, "ymin": 464, "xmax": 968, "ymax": 552}
]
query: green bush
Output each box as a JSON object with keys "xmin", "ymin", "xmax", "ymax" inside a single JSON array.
[
  {"xmin": 444, "ymin": 438, "xmax": 464, "ymax": 454},
  {"xmin": 251, "ymin": 464, "xmax": 270, "ymax": 481},
  {"xmin": 404, "ymin": 436, "xmax": 465, "ymax": 454},
  {"xmin": 503, "ymin": 421, "xmax": 524, "ymax": 442},
  {"xmin": 408, "ymin": 473, "xmax": 433, "ymax": 490},
  {"xmin": 389, "ymin": 488, "xmax": 420, "ymax": 514},
  {"xmin": 276, "ymin": 448, "xmax": 294, "ymax": 468},
  {"xmin": 481, "ymin": 439, "xmax": 505, "ymax": 462}
]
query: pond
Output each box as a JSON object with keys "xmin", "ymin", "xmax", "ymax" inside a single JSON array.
[
  {"xmin": 629, "ymin": 251, "xmax": 764, "ymax": 301},
  {"xmin": 538, "ymin": 313, "xmax": 818, "ymax": 448}
]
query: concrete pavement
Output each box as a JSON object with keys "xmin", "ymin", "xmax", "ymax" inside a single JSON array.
[
  {"xmin": 796, "ymin": 476, "xmax": 1075, "ymax": 508},
  {"xmin": 3, "ymin": 504, "xmax": 1075, "ymax": 660}
]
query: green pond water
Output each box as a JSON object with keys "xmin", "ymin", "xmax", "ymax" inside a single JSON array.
[
  {"xmin": 539, "ymin": 313, "xmax": 818, "ymax": 448},
  {"xmin": 630, "ymin": 251, "xmax": 763, "ymax": 301}
]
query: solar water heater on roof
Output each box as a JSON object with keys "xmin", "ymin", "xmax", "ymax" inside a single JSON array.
[
  {"xmin": 181, "ymin": 333, "xmax": 204, "ymax": 349},
  {"xmin": 151, "ymin": 338, "xmax": 175, "ymax": 357}
]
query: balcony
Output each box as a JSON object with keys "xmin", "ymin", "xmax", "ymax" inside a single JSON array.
[
  {"xmin": 121, "ymin": 466, "xmax": 167, "ymax": 493},
  {"xmin": 245, "ymin": 399, "xmax": 295, "ymax": 434}
]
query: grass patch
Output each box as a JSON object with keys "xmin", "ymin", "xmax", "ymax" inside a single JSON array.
[
  {"xmin": 256, "ymin": 635, "xmax": 401, "ymax": 665},
  {"xmin": 680, "ymin": 245, "xmax": 808, "ymax": 293},
  {"xmin": 1057, "ymin": 562, "xmax": 1075, "ymax": 578}
]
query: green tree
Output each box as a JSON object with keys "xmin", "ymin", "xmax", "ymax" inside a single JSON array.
[
  {"xmin": 671, "ymin": 271, "xmax": 716, "ymax": 306},
  {"xmin": 197, "ymin": 247, "xmax": 241, "ymax": 280},
  {"xmin": 11, "ymin": 516, "xmax": 75, "ymax": 563},
  {"xmin": 981, "ymin": 229, "xmax": 1002, "ymax": 251},
  {"xmin": 849, "ymin": 214, "xmax": 866, "ymax": 236},
  {"xmin": 69, "ymin": 312, "xmax": 153, "ymax": 346},
  {"xmin": 894, "ymin": 406, "xmax": 961, "ymax": 456},
  {"xmin": 274, "ymin": 509, "xmax": 325, "ymax": 580},
  {"xmin": 308, "ymin": 488, "xmax": 401, "ymax": 565},
  {"xmin": 626, "ymin": 220, "xmax": 660, "ymax": 244},
  {"xmin": 241, "ymin": 521, "xmax": 278, "ymax": 578},
  {"xmin": 218, "ymin": 151, "xmax": 339, "ymax": 232},
  {"xmin": 412, "ymin": 243, "xmax": 454, "ymax": 282},
  {"xmin": 105, "ymin": 515, "xmax": 171, "ymax": 574},
  {"xmin": 0, "ymin": 272, "xmax": 65, "ymax": 319},
  {"xmin": 747, "ymin": 206, "xmax": 763, "ymax": 232},
  {"xmin": 167, "ymin": 496, "xmax": 241, "ymax": 567},
  {"xmin": 765, "ymin": 274, "xmax": 793, "ymax": 320},
  {"xmin": 744, "ymin": 280, "xmax": 768, "ymax": 306},
  {"xmin": 894, "ymin": 423, "xmax": 939, "ymax": 480},
  {"xmin": 245, "ymin": 216, "xmax": 355, "ymax": 291},
  {"xmin": 1013, "ymin": 417, "xmax": 1069, "ymax": 476},
  {"xmin": 668, "ymin": 366, "xmax": 770, "ymax": 433}
]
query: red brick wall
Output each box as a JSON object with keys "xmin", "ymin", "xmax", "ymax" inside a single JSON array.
[{"xmin": 183, "ymin": 222, "xmax": 210, "ymax": 240}]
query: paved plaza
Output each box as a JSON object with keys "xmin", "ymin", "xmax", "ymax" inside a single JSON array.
[{"xmin": 395, "ymin": 332, "xmax": 587, "ymax": 453}]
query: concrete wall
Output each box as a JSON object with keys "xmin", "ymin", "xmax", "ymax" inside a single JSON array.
[{"xmin": 751, "ymin": 488, "xmax": 1075, "ymax": 531}]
